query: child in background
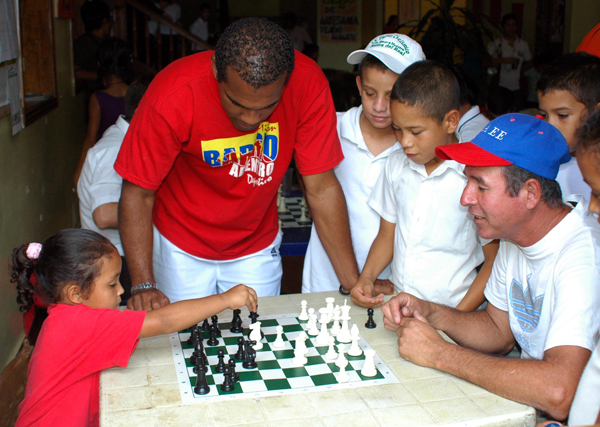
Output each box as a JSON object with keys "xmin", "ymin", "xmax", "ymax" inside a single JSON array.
[
  {"xmin": 13, "ymin": 229, "xmax": 256, "ymax": 427},
  {"xmin": 74, "ymin": 38, "xmax": 134, "ymax": 188},
  {"xmin": 537, "ymin": 52, "xmax": 600, "ymax": 203},
  {"xmin": 568, "ymin": 106, "xmax": 600, "ymax": 427},
  {"xmin": 484, "ymin": 86, "xmax": 516, "ymax": 120},
  {"xmin": 302, "ymin": 34, "xmax": 425, "ymax": 296},
  {"xmin": 352, "ymin": 60, "xmax": 498, "ymax": 310}
]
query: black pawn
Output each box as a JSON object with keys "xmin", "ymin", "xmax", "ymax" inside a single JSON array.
[
  {"xmin": 187, "ymin": 326, "xmax": 197, "ymax": 345},
  {"xmin": 249, "ymin": 311, "xmax": 259, "ymax": 324},
  {"xmin": 220, "ymin": 367, "xmax": 235, "ymax": 392},
  {"xmin": 211, "ymin": 315, "xmax": 221, "ymax": 336},
  {"xmin": 215, "ymin": 349, "xmax": 226, "ymax": 373},
  {"xmin": 201, "ymin": 318, "xmax": 210, "ymax": 332},
  {"xmin": 230, "ymin": 309, "xmax": 243, "ymax": 333},
  {"xmin": 207, "ymin": 324, "xmax": 219, "ymax": 346},
  {"xmin": 235, "ymin": 337, "xmax": 245, "ymax": 360},
  {"xmin": 194, "ymin": 358, "xmax": 210, "ymax": 395},
  {"xmin": 228, "ymin": 358, "xmax": 239, "ymax": 383},
  {"xmin": 365, "ymin": 308, "xmax": 377, "ymax": 329}
]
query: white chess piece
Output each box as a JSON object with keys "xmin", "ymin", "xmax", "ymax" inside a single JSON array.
[
  {"xmin": 337, "ymin": 303, "xmax": 352, "ymax": 343},
  {"xmin": 335, "ymin": 343, "xmax": 348, "ymax": 368},
  {"xmin": 279, "ymin": 218, "xmax": 284, "ymax": 235},
  {"xmin": 277, "ymin": 186, "xmax": 287, "ymax": 213},
  {"xmin": 348, "ymin": 325, "xmax": 362, "ymax": 357},
  {"xmin": 325, "ymin": 336, "xmax": 337, "ymax": 360},
  {"xmin": 292, "ymin": 336, "xmax": 308, "ymax": 366},
  {"xmin": 298, "ymin": 332, "xmax": 309, "ymax": 355},
  {"xmin": 299, "ymin": 300, "xmax": 309, "ymax": 321},
  {"xmin": 326, "ymin": 297, "xmax": 335, "ymax": 318},
  {"xmin": 307, "ymin": 314, "xmax": 319, "ymax": 336},
  {"xmin": 336, "ymin": 358, "xmax": 349, "ymax": 383},
  {"xmin": 273, "ymin": 325, "xmax": 285, "ymax": 348},
  {"xmin": 361, "ymin": 349, "xmax": 377, "ymax": 377},
  {"xmin": 330, "ymin": 307, "xmax": 341, "ymax": 336},
  {"xmin": 299, "ymin": 205, "xmax": 309, "ymax": 222},
  {"xmin": 306, "ymin": 308, "xmax": 316, "ymax": 329},
  {"xmin": 318, "ymin": 308, "xmax": 330, "ymax": 324},
  {"xmin": 249, "ymin": 322, "xmax": 263, "ymax": 350},
  {"xmin": 316, "ymin": 315, "xmax": 330, "ymax": 346}
]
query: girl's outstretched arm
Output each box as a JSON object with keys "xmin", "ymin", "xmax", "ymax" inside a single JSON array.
[{"xmin": 139, "ymin": 284, "xmax": 257, "ymax": 338}]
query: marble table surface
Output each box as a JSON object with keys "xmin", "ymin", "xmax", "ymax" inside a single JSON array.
[{"xmin": 100, "ymin": 291, "xmax": 536, "ymax": 427}]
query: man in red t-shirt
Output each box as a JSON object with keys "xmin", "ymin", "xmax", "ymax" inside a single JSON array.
[{"xmin": 116, "ymin": 17, "xmax": 359, "ymax": 309}]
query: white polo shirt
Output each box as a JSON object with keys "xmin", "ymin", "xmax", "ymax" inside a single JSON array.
[
  {"xmin": 487, "ymin": 36, "xmax": 532, "ymax": 91},
  {"xmin": 302, "ymin": 106, "xmax": 400, "ymax": 293},
  {"xmin": 456, "ymin": 105, "xmax": 489, "ymax": 143},
  {"xmin": 78, "ymin": 116, "xmax": 129, "ymax": 255},
  {"xmin": 368, "ymin": 150, "xmax": 487, "ymax": 307}
]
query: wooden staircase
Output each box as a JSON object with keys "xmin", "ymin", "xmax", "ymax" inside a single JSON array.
[{"xmin": 126, "ymin": 0, "xmax": 214, "ymax": 71}]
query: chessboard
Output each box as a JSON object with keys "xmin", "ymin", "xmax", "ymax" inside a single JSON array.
[
  {"xmin": 170, "ymin": 313, "xmax": 398, "ymax": 404},
  {"xmin": 278, "ymin": 197, "xmax": 312, "ymax": 228}
]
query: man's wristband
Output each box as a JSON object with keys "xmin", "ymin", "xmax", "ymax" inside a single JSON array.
[
  {"xmin": 339, "ymin": 284, "xmax": 351, "ymax": 295},
  {"xmin": 131, "ymin": 282, "xmax": 158, "ymax": 294}
]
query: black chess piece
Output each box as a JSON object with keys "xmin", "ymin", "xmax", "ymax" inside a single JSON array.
[
  {"xmin": 211, "ymin": 315, "xmax": 221, "ymax": 336},
  {"xmin": 242, "ymin": 340, "xmax": 258, "ymax": 369},
  {"xmin": 228, "ymin": 358, "xmax": 239, "ymax": 383},
  {"xmin": 365, "ymin": 308, "xmax": 377, "ymax": 329},
  {"xmin": 215, "ymin": 349, "xmax": 226, "ymax": 373},
  {"xmin": 230, "ymin": 309, "xmax": 243, "ymax": 333},
  {"xmin": 207, "ymin": 324, "xmax": 219, "ymax": 346},
  {"xmin": 235, "ymin": 337, "xmax": 245, "ymax": 360},
  {"xmin": 201, "ymin": 318, "xmax": 210, "ymax": 332},
  {"xmin": 193, "ymin": 357, "xmax": 210, "ymax": 395},
  {"xmin": 249, "ymin": 311, "xmax": 259, "ymax": 324},
  {"xmin": 187, "ymin": 325, "xmax": 199, "ymax": 345},
  {"xmin": 220, "ymin": 367, "xmax": 235, "ymax": 392}
]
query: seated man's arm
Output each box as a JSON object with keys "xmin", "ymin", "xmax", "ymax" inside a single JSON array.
[
  {"xmin": 386, "ymin": 298, "xmax": 590, "ymax": 420},
  {"xmin": 93, "ymin": 202, "xmax": 118, "ymax": 229},
  {"xmin": 302, "ymin": 169, "xmax": 359, "ymax": 292},
  {"xmin": 120, "ymin": 180, "xmax": 169, "ymax": 311}
]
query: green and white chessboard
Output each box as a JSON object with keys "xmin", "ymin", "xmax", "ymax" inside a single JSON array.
[{"xmin": 170, "ymin": 313, "xmax": 399, "ymax": 404}]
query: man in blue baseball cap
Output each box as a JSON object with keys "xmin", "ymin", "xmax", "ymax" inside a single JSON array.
[{"xmin": 381, "ymin": 113, "xmax": 600, "ymax": 421}]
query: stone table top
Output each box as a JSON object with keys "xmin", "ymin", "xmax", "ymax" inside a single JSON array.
[{"xmin": 100, "ymin": 291, "xmax": 536, "ymax": 427}]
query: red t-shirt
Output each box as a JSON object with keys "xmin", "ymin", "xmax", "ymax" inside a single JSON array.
[
  {"xmin": 577, "ymin": 23, "xmax": 600, "ymax": 58},
  {"xmin": 16, "ymin": 304, "xmax": 146, "ymax": 427},
  {"xmin": 115, "ymin": 51, "xmax": 343, "ymax": 260}
]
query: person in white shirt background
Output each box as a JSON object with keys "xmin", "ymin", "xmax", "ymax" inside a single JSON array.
[
  {"xmin": 190, "ymin": 3, "xmax": 211, "ymax": 52},
  {"xmin": 487, "ymin": 13, "xmax": 532, "ymax": 110},
  {"xmin": 78, "ymin": 76, "xmax": 152, "ymax": 300}
]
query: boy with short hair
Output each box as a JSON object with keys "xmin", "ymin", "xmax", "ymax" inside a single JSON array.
[
  {"xmin": 352, "ymin": 60, "xmax": 498, "ymax": 310},
  {"xmin": 537, "ymin": 52, "xmax": 600, "ymax": 202},
  {"xmin": 302, "ymin": 34, "xmax": 425, "ymax": 295}
]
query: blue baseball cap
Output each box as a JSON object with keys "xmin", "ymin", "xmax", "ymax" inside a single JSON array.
[{"xmin": 436, "ymin": 113, "xmax": 571, "ymax": 180}]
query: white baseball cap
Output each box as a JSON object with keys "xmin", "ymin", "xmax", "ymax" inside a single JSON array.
[{"xmin": 347, "ymin": 34, "xmax": 425, "ymax": 75}]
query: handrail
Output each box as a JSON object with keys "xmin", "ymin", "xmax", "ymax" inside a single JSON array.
[{"xmin": 126, "ymin": 0, "xmax": 214, "ymax": 51}]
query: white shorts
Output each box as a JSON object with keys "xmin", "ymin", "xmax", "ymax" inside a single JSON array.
[{"xmin": 153, "ymin": 226, "xmax": 282, "ymax": 302}]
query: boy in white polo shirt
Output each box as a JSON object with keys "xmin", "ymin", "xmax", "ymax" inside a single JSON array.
[
  {"xmin": 352, "ymin": 61, "xmax": 499, "ymax": 310},
  {"xmin": 302, "ymin": 34, "xmax": 425, "ymax": 295}
]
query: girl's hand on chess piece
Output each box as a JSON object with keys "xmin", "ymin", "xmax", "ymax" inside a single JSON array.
[{"xmin": 224, "ymin": 284, "xmax": 258, "ymax": 313}]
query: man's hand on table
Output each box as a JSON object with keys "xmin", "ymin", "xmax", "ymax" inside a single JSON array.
[
  {"xmin": 351, "ymin": 278, "xmax": 394, "ymax": 308},
  {"xmin": 396, "ymin": 310, "xmax": 449, "ymax": 368},
  {"xmin": 381, "ymin": 292, "xmax": 434, "ymax": 330},
  {"xmin": 127, "ymin": 289, "xmax": 170, "ymax": 311}
]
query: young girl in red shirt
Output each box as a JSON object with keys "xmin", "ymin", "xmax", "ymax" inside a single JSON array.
[{"xmin": 12, "ymin": 229, "xmax": 257, "ymax": 426}]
